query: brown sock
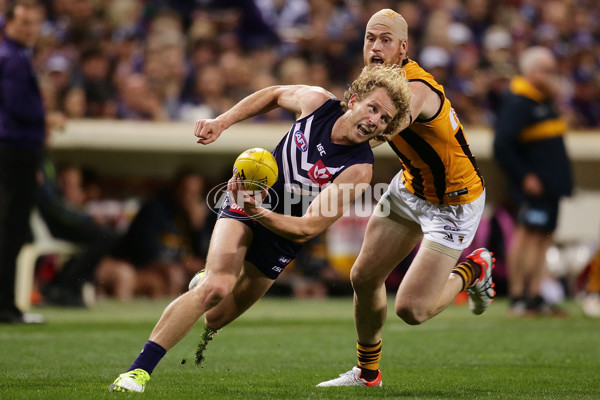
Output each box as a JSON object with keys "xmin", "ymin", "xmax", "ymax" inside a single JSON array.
[
  {"xmin": 451, "ymin": 261, "xmax": 481, "ymax": 290},
  {"xmin": 357, "ymin": 340, "xmax": 381, "ymax": 381}
]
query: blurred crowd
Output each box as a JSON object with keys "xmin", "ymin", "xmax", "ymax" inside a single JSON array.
[{"xmin": 0, "ymin": 0, "xmax": 598, "ymax": 128}]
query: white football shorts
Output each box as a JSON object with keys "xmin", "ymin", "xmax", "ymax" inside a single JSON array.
[{"xmin": 373, "ymin": 171, "xmax": 486, "ymax": 251}]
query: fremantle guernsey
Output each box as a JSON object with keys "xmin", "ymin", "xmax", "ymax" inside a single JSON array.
[
  {"xmin": 218, "ymin": 99, "xmax": 374, "ymax": 279},
  {"xmin": 267, "ymin": 99, "xmax": 374, "ymax": 216}
]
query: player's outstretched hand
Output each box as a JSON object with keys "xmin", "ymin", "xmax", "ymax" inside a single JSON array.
[
  {"xmin": 227, "ymin": 175, "xmax": 268, "ymax": 218},
  {"xmin": 194, "ymin": 118, "xmax": 227, "ymax": 145}
]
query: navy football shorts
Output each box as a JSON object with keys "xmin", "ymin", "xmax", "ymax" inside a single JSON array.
[
  {"xmin": 516, "ymin": 197, "xmax": 559, "ymax": 233},
  {"xmin": 217, "ymin": 199, "xmax": 302, "ymax": 279}
]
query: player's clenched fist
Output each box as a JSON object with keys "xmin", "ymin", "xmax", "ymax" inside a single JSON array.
[{"xmin": 194, "ymin": 118, "xmax": 227, "ymax": 144}]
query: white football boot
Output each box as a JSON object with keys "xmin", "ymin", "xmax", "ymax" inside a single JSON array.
[
  {"xmin": 316, "ymin": 366, "xmax": 382, "ymax": 387},
  {"xmin": 466, "ymin": 248, "xmax": 496, "ymax": 315}
]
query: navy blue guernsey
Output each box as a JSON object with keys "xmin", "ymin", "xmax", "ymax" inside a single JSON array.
[
  {"xmin": 217, "ymin": 99, "xmax": 374, "ymax": 279},
  {"xmin": 266, "ymin": 99, "xmax": 374, "ymax": 217}
]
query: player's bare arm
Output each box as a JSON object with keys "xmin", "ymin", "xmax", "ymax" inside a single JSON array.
[
  {"xmin": 228, "ymin": 163, "xmax": 372, "ymax": 243},
  {"xmin": 194, "ymin": 85, "xmax": 334, "ymax": 145}
]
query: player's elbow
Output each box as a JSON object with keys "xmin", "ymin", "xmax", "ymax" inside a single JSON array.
[
  {"xmin": 287, "ymin": 218, "xmax": 326, "ymax": 244},
  {"xmin": 290, "ymin": 229, "xmax": 317, "ymax": 244}
]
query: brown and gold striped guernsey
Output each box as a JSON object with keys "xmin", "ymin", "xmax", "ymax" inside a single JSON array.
[{"xmin": 389, "ymin": 59, "xmax": 484, "ymax": 205}]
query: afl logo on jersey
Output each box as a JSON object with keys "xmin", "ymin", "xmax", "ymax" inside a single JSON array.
[{"xmin": 294, "ymin": 130, "xmax": 308, "ymax": 152}]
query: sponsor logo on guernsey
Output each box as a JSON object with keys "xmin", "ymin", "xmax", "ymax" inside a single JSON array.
[
  {"xmin": 294, "ymin": 130, "xmax": 308, "ymax": 152},
  {"xmin": 443, "ymin": 225, "xmax": 461, "ymax": 232},
  {"xmin": 308, "ymin": 160, "xmax": 332, "ymax": 187},
  {"xmin": 317, "ymin": 143, "xmax": 326, "ymax": 156},
  {"xmin": 448, "ymin": 188, "xmax": 468, "ymax": 197}
]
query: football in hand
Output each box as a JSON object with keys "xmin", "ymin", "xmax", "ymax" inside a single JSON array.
[{"xmin": 233, "ymin": 148, "xmax": 278, "ymax": 191}]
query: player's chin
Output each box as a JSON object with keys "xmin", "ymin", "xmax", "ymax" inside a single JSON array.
[{"xmin": 353, "ymin": 131, "xmax": 373, "ymax": 143}]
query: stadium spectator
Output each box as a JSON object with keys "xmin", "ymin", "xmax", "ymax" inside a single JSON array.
[
  {"xmin": 95, "ymin": 170, "xmax": 212, "ymax": 300},
  {"xmin": 107, "ymin": 64, "xmax": 412, "ymax": 393},
  {"xmin": 0, "ymin": 0, "xmax": 48, "ymax": 324},
  {"xmin": 493, "ymin": 46, "xmax": 573, "ymax": 316},
  {"xmin": 45, "ymin": 54, "xmax": 73, "ymax": 110},
  {"xmin": 115, "ymin": 73, "xmax": 167, "ymax": 120},
  {"xmin": 37, "ymin": 158, "xmax": 118, "ymax": 307},
  {"xmin": 254, "ymin": 0, "xmax": 310, "ymax": 55},
  {"xmin": 316, "ymin": 9, "xmax": 493, "ymax": 388},
  {"xmin": 143, "ymin": 10, "xmax": 187, "ymax": 119},
  {"xmin": 76, "ymin": 48, "xmax": 116, "ymax": 118},
  {"xmin": 63, "ymin": 85, "xmax": 87, "ymax": 118},
  {"xmin": 177, "ymin": 64, "xmax": 233, "ymax": 121},
  {"xmin": 570, "ymin": 65, "xmax": 600, "ymax": 129}
]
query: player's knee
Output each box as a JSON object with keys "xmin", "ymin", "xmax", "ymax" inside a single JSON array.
[
  {"xmin": 350, "ymin": 264, "xmax": 382, "ymax": 292},
  {"xmin": 200, "ymin": 277, "xmax": 235, "ymax": 308},
  {"xmin": 395, "ymin": 303, "xmax": 428, "ymax": 325},
  {"xmin": 204, "ymin": 313, "xmax": 227, "ymax": 330}
]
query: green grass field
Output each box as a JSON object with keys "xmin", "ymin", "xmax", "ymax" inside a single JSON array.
[{"xmin": 1, "ymin": 297, "xmax": 599, "ymax": 400}]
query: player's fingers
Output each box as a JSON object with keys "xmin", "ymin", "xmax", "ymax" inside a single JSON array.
[
  {"xmin": 195, "ymin": 121, "xmax": 214, "ymax": 141},
  {"xmin": 227, "ymin": 175, "xmax": 236, "ymax": 192},
  {"xmin": 194, "ymin": 120, "xmax": 205, "ymax": 137},
  {"xmin": 235, "ymin": 177, "xmax": 246, "ymax": 192},
  {"xmin": 244, "ymin": 192, "xmax": 256, "ymax": 207},
  {"xmin": 260, "ymin": 187, "xmax": 269, "ymax": 200}
]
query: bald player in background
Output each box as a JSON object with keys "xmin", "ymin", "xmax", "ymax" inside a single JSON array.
[{"xmin": 317, "ymin": 9, "xmax": 495, "ymax": 387}]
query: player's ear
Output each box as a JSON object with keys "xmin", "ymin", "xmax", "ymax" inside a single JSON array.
[
  {"xmin": 400, "ymin": 40, "xmax": 408, "ymax": 57},
  {"xmin": 347, "ymin": 93, "xmax": 359, "ymax": 109}
]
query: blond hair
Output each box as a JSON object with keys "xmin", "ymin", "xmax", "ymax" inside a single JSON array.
[{"xmin": 341, "ymin": 65, "xmax": 411, "ymax": 135}]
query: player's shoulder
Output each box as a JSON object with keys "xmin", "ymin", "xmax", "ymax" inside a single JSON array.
[
  {"xmin": 299, "ymin": 85, "xmax": 336, "ymax": 109},
  {"xmin": 403, "ymin": 59, "xmax": 444, "ymax": 98},
  {"xmin": 403, "ymin": 59, "xmax": 434, "ymax": 81},
  {"xmin": 302, "ymin": 85, "xmax": 336, "ymax": 99},
  {"xmin": 0, "ymin": 45, "xmax": 25, "ymax": 69},
  {"xmin": 504, "ymin": 89, "xmax": 538, "ymax": 110},
  {"xmin": 291, "ymin": 85, "xmax": 337, "ymax": 120}
]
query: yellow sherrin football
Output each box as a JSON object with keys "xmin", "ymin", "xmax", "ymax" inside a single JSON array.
[{"xmin": 233, "ymin": 148, "xmax": 278, "ymax": 191}]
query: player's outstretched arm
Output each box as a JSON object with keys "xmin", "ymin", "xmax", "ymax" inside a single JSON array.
[
  {"xmin": 194, "ymin": 85, "xmax": 334, "ymax": 145},
  {"xmin": 229, "ymin": 164, "xmax": 372, "ymax": 243}
]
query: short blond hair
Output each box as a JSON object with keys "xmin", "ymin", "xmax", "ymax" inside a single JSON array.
[{"xmin": 341, "ymin": 65, "xmax": 411, "ymax": 135}]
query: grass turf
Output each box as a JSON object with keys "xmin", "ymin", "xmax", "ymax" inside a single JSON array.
[{"xmin": 0, "ymin": 297, "xmax": 599, "ymax": 399}]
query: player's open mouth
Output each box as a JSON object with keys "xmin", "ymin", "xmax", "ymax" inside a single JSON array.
[
  {"xmin": 370, "ymin": 56, "xmax": 384, "ymax": 65},
  {"xmin": 358, "ymin": 124, "xmax": 371, "ymax": 135}
]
